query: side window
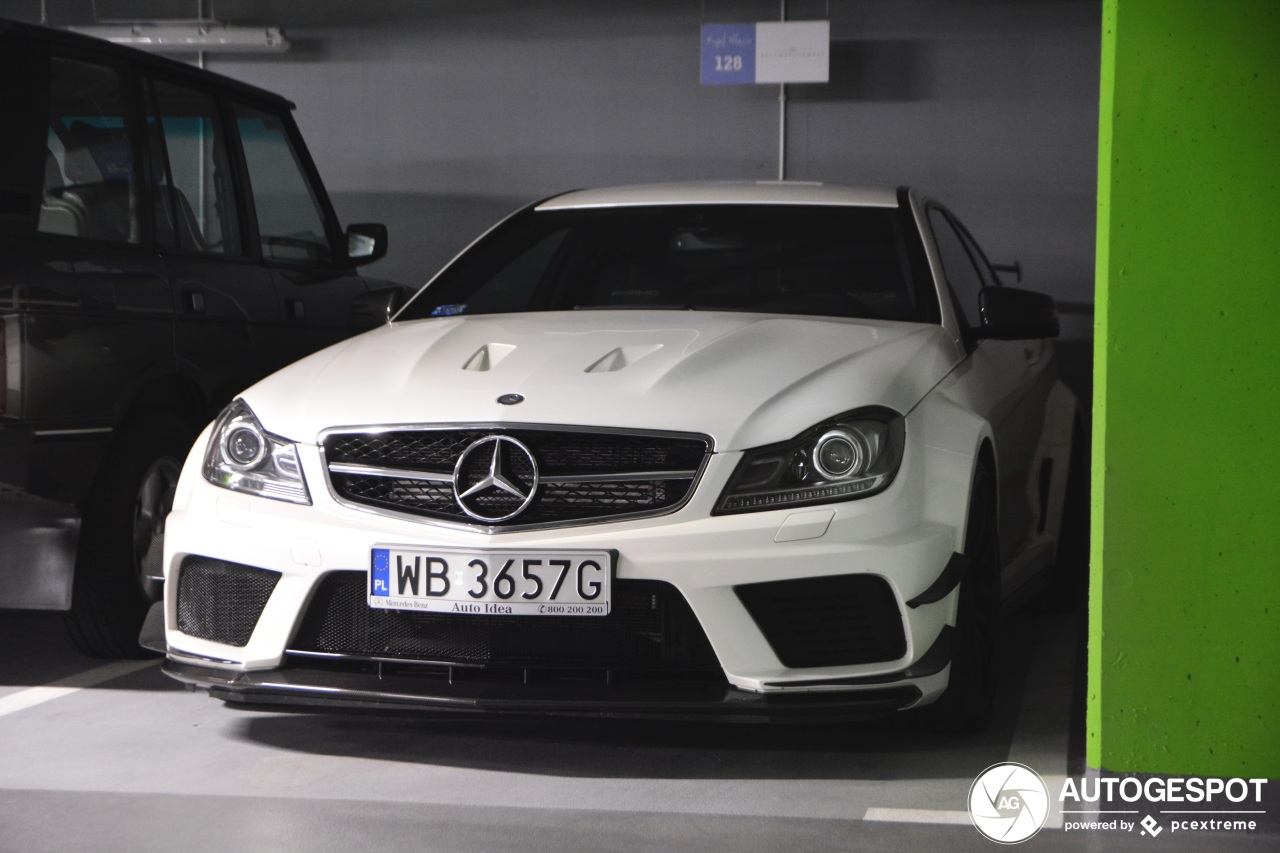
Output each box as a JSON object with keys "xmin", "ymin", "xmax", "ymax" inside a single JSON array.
[
  {"xmin": 927, "ymin": 207, "xmax": 986, "ymax": 328},
  {"xmin": 39, "ymin": 57, "xmax": 139, "ymax": 243},
  {"xmin": 232, "ymin": 104, "xmax": 332, "ymax": 264},
  {"xmin": 146, "ymin": 79, "xmax": 243, "ymax": 255}
]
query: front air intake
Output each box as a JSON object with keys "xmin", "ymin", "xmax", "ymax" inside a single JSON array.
[
  {"xmin": 289, "ymin": 571, "xmax": 721, "ymax": 672},
  {"xmin": 735, "ymin": 574, "xmax": 907, "ymax": 668},
  {"xmin": 176, "ymin": 556, "xmax": 280, "ymax": 647}
]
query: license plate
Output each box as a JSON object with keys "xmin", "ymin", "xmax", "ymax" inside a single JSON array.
[{"xmin": 369, "ymin": 546, "xmax": 612, "ymax": 616}]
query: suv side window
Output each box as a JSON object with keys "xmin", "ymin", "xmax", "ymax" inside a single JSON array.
[
  {"xmin": 146, "ymin": 79, "xmax": 243, "ymax": 255},
  {"xmin": 38, "ymin": 57, "xmax": 139, "ymax": 243},
  {"xmin": 232, "ymin": 103, "xmax": 332, "ymax": 265},
  {"xmin": 927, "ymin": 206, "xmax": 987, "ymax": 329}
]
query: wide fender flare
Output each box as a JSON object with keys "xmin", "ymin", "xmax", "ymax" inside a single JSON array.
[
  {"xmin": 908, "ymin": 393, "xmax": 995, "ymax": 555},
  {"xmin": 1043, "ymin": 380, "xmax": 1080, "ymax": 449}
]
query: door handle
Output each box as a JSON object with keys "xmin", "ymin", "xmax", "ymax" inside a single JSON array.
[{"xmin": 287, "ymin": 298, "xmax": 305, "ymax": 320}]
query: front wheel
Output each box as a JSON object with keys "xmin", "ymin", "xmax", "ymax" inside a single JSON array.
[
  {"xmin": 66, "ymin": 412, "xmax": 197, "ymax": 658},
  {"xmin": 914, "ymin": 461, "xmax": 1001, "ymax": 733}
]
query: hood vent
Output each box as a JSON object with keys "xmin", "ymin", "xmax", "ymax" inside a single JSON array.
[
  {"xmin": 462, "ymin": 343, "xmax": 517, "ymax": 372},
  {"xmin": 585, "ymin": 344, "xmax": 663, "ymax": 374}
]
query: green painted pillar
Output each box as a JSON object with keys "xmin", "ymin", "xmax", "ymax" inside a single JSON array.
[{"xmin": 1091, "ymin": 0, "xmax": 1280, "ymax": 776}]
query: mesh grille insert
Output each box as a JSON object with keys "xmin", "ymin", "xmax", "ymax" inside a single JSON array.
[
  {"xmin": 176, "ymin": 557, "xmax": 280, "ymax": 647},
  {"xmin": 735, "ymin": 574, "xmax": 907, "ymax": 668},
  {"xmin": 290, "ymin": 571, "xmax": 721, "ymax": 672},
  {"xmin": 323, "ymin": 427, "xmax": 709, "ymax": 529}
]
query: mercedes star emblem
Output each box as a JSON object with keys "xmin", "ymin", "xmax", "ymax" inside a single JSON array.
[{"xmin": 452, "ymin": 435, "xmax": 539, "ymax": 523}]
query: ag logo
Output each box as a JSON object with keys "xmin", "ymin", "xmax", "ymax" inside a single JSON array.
[{"xmin": 969, "ymin": 762, "xmax": 1050, "ymax": 844}]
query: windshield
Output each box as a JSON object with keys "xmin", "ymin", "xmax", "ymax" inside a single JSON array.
[{"xmin": 399, "ymin": 204, "xmax": 937, "ymax": 323}]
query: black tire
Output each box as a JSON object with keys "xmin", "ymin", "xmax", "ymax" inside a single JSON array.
[
  {"xmin": 66, "ymin": 411, "xmax": 198, "ymax": 658},
  {"xmin": 914, "ymin": 459, "xmax": 1001, "ymax": 733}
]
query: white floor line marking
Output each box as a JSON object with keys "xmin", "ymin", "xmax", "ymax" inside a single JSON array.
[
  {"xmin": 864, "ymin": 807, "xmax": 972, "ymax": 825},
  {"xmin": 1003, "ymin": 616, "xmax": 1078, "ymax": 831},
  {"xmin": 1041, "ymin": 774, "xmax": 1068, "ymax": 829},
  {"xmin": 861, "ymin": 615, "xmax": 1080, "ymax": 827},
  {"xmin": 0, "ymin": 660, "xmax": 158, "ymax": 719}
]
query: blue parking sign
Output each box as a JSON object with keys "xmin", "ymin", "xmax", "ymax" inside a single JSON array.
[{"xmin": 701, "ymin": 24, "xmax": 756, "ymax": 85}]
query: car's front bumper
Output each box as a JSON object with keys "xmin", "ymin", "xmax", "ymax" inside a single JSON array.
[{"xmin": 160, "ymin": 422, "xmax": 968, "ymax": 717}]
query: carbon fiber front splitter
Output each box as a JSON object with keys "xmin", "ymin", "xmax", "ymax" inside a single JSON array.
[{"xmin": 162, "ymin": 658, "xmax": 923, "ymax": 723}]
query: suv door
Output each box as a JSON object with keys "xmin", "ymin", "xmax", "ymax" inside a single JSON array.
[
  {"xmin": 231, "ymin": 102, "xmax": 371, "ymax": 365},
  {"xmin": 144, "ymin": 75, "xmax": 279, "ymax": 405},
  {"xmin": 28, "ymin": 54, "xmax": 171, "ymax": 502},
  {"xmin": 2, "ymin": 22, "xmax": 392, "ymax": 655}
]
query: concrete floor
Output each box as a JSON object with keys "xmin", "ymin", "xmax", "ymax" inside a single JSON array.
[{"xmin": 0, "ymin": 607, "xmax": 1272, "ymax": 852}]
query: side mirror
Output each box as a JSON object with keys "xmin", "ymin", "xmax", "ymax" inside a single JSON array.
[
  {"xmin": 345, "ymin": 222, "xmax": 388, "ymax": 267},
  {"xmin": 349, "ymin": 285, "xmax": 407, "ymax": 331},
  {"xmin": 973, "ymin": 286, "xmax": 1059, "ymax": 340}
]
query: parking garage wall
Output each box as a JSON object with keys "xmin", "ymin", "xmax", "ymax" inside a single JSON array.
[{"xmin": 1092, "ymin": 0, "xmax": 1280, "ymax": 778}]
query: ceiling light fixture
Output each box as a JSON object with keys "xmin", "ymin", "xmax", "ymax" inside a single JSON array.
[{"xmin": 67, "ymin": 20, "xmax": 289, "ymax": 54}]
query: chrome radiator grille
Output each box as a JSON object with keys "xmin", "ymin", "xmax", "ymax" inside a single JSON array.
[{"xmin": 323, "ymin": 426, "xmax": 710, "ymax": 529}]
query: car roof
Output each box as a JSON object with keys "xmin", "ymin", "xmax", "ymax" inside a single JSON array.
[
  {"xmin": 0, "ymin": 18, "xmax": 295, "ymax": 110},
  {"xmin": 536, "ymin": 182, "xmax": 904, "ymax": 211}
]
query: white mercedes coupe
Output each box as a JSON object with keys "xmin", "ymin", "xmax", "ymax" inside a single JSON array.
[{"xmin": 151, "ymin": 183, "xmax": 1080, "ymax": 730}]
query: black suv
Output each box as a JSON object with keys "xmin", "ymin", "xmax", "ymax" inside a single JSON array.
[{"xmin": 0, "ymin": 20, "xmax": 403, "ymax": 656}]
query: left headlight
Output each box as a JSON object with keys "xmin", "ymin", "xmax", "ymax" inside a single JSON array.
[
  {"xmin": 202, "ymin": 399, "xmax": 311, "ymax": 505},
  {"xmin": 714, "ymin": 407, "xmax": 904, "ymax": 514}
]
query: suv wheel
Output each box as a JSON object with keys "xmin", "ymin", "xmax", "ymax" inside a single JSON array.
[{"xmin": 66, "ymin": 411, "xmax": 196, "ymax": 658}]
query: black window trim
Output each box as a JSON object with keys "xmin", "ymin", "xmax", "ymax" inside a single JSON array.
[
  {"xmin": 926, "ymin": 202, "xmax": 1001, "ymax": 287},
  {"xmin": 925, "ymin": 200, "xmax": 1005, "ymax": 349}
]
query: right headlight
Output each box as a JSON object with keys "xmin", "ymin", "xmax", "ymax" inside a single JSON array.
[
  {"xmin": 202, "ymin": 399, "xmax": 310, "ymax": 505},
  {"xmin": 714, "ymin": 408, "xmax": 904, "ymax": 514}
]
